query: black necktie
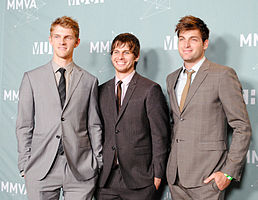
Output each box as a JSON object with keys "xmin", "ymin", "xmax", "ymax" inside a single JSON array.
[
  {"xmin": 58, "ymin": 68, "xmax": 66, "ymax": 108},
  {"xmin": 113, "ymin": 80, "xmax": 122, "ymax": 168},
  {"xmin": 57, "ymin": 68, "xmax": 66, "ymax": 155},
  {"xmin": 116, "ymin": 80, "xmax": 122, "ymax": 113}
]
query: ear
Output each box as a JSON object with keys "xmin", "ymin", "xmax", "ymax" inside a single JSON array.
[
  {"xmin": 135, "ymin": 53, "xmax": 140, "ymax": 62},
  {"xmin": 74, "ymin": 38, "xmax": 80, "ymax": 48},
  {"xmin": 203, "ymin": 39, "xmax": 209, "ymax": 50},
  {"xmin": 49, "ymin": 35, "xmax": 52, "ymax": 45}
]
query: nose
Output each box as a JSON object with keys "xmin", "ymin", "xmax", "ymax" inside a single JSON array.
[
  {"xmin": 60, "ymin": 37, "xmax": 66, "ymax": 45},
  {"xmin": 118, "ymin": 53, "xmax": 124, "ymax": 59},
  {"xmin": 185, "ymin": 40, "xmax": 190, "ymax": 47}
]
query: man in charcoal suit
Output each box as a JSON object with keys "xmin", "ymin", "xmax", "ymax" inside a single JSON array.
[{"xmin": 96, "ymin": 33, "xmax": 170, "ymax": 200}]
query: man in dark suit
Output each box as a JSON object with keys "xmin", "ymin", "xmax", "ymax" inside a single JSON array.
[
  {"xmin": 96, "ymin": 33, "xmax": 170, "ymax": 200},
  {"xmin": 16, "ymin": 16, "xmax": 102, "ymax": 200},
  {"xmin": 166, "ymin": 16, "xmax": 252, "ymax": 199}
]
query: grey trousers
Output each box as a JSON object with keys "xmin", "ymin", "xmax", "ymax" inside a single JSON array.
[
  {"xmin": 168, "ymin": 177, "xmax": 225, "ymax": 200},
  {"xmin": 25, "ymin": 154, "xmax": 98, "ymax": 200}
]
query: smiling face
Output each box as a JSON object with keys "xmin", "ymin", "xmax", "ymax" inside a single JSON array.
[
  {"xmin": 111, "ymin": 43, "xmax": 139, "ymax": 79},
  {"xmin": 49, "ymin": 25, "xmax": 80, "ymax": 64},
  {"xmin": 178, "ymin": 29, "xmax": 208, "ymax": 69}
]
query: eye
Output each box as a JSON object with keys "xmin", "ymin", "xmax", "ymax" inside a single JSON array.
[
  {"xmin": 191, "ymin": 38, "xmax": 198, "ymax": 42},
  {"xmin": 124, "ymin": 51, "xmax": 130, "ymax": 55}
]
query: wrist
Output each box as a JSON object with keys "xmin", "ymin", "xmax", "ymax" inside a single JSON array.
[{"xmin": 224, "ymin": 173, "xmax": 233, "ymax": 181}]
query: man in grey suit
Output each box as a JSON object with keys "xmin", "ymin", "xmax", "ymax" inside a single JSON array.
[
  {"xmin": 96, "ymin": 33, "xmax": 170, "ymax": 200},
  {"xmin": 166, "ymin": 16, "xmax": 251, "ymax": 199},
  {"xmin": 16, "ymin": 16, "xmax": 102, "ymax": 200}
]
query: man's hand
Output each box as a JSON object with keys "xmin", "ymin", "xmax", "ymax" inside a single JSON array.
[
  {"xmin": 154, "ymin": 177, "xmax": 161, "ymax": 190},
  {"xmin": 204, "ymin": 171, "xmax": 231, "ymax": 191}
]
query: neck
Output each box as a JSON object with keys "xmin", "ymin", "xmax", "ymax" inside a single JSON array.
[
  {"xmin": 53, "ymin": 56, "xmax": 73, "ymax": 68},
  {"xmin": 116, "ymin": 70, "xmax": 134, "ymax": 80},
  {"xmin": 184, "ymin": 56, "xmax": 204, "ymax": 70}
]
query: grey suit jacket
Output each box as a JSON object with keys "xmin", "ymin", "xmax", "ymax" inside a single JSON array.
[
  {"xmin": 16, "ymin": 62, "xmax": 103, "ymax": 181},
  {"xmin": 166, "ymin": 59, "xmax": 251, "ymax": 188},
  {"xmin": 98, "ymin": 72, "xmax": 170, "ymax": 189}
]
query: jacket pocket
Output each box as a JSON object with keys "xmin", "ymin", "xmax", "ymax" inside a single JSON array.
[
  {"xmin": 198, "ymin": 141, "xmax": 226, "ymax": 151},
  {"xmin": 78, "ymin": 136, "xmax": 91, "ymax": 149}
]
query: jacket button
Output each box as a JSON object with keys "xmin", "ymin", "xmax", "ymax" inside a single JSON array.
[
  {"xmin": 61, "ymin": 117, "xmax": 65, "ymax": 121},
  {"xmin": 115, "ymin": 130, "xmax": 119, "ymax": 134},
  {"xmin": 112, "ymin": 146, "xmax": 116, "ymax": 150},
  {"xmin": 56, "ymin": 135, "xmax": 61, "ymax": 139},
  {"xmin": 180, "ymin": 118, "xmax": 184, "ymax": 121}
]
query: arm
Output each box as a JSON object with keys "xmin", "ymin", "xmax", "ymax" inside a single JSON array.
[
  {"xmin": 204, "ymin": 67, "xmax": 251, "ymax": 190},
  {"xmin": 146, "ymin": 84, "xmax": 170, "ymax": 189},
  {"xmin": 16, "ymin": 72, "xmax": 35, "ymax": 175},
  {"xmin": 87, "ymin": 78, "xmax": 103, "ymax": 170}
]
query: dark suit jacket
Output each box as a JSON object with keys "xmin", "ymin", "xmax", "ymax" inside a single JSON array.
[
  {"xmin": 166, "ymin": 59, "xmax": 252, "ymax": 188},
  {"xmin": 98, "ymin": 72, "xmax": 170, "ymax": 189}
]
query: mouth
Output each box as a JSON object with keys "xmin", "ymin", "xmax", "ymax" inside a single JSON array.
[
  {"xmin": 183, "ymin": 49, "xmax": 192, "ymax": 54},
  {"xmin": 115, "ymin": 61, "xmax": 126, "ymax": 66},
  {"xmin": 58, "ymin": 47, "xmax": 67, "ymax": 51}
]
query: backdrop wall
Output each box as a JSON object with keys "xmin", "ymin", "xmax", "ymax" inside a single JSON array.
[{"xmin": 0, "ymin": 0, "xmax": 257, "ymax": 199}]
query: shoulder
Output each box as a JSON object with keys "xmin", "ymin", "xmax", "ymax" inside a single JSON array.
[
  {"xmin": 26, "ymin": 62, "xmax": 50, "ymax": 74},
  {"xmin": 99, "ymin": 78, "xmax": 114, "ymax": 91},
  {"xmin": 74, "ymin": 64, "xmax": 97, "ymax": 82},
  {"xmin": 206, "ymin": 59, "xmax": 236, "ymax": 75},
  {"xmin": 166, "ymin": 67, "xmax": 182, "ymax": 83},
  {"xmin": 135, "ymin": 73, "xmax": 160, "ymax": 88}
]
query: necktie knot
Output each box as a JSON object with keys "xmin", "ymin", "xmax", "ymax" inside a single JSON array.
[
  {"xmin": 185, "ymin": 69, "xmax": 195, "ymax": 78},
  {"xmin": 58, "ymin": 68, "xmax": 66, "ymax": 76}
]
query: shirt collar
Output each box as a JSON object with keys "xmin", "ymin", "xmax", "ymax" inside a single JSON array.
[
  {"xmin": 183, "ymin": 56, "xmax": 206, "ymax": 73},
  {"xmin": 52, "ymin": 60, "xmax": 74, "ymax": 74},
  {"xmin": 115, "ymin": 70, "xmax": 136, "ymax": 86}
]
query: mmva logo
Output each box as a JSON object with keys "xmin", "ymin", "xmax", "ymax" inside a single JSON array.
[
  {"xmin": 247, "ymin": 150, "xmax": 258, "ymax": 167},
  {"xmin": 90, "ymin": 41, "xmax": 111, "ymax": 53},
  {"xmin": 243, "ymin": 89, "xmax": 256, "ymax": 105},
  {"xmin": 164, "ymin": 35, "xmax": 178, "ymax": 50},
  {"xmin": 7, "ymin": 0, "xmax": 37, "ymax": 10},
  {"xmin": 68, "ymin": 0, "xmax": 104, "ymax": 6},
  {"xmin": 33, "ymin": 42, "xmax": 53, "ymax": 55},
  {"xmin": 240, "ymin": 33, "xmax": 258, "ymax": 47},
  {"xmin": 3, "ymin": 90, "xmax": 19, "ymax": 102},
  {"xmin": 1, "ymin": 181, "xmax": 26, "ymax": 195}
]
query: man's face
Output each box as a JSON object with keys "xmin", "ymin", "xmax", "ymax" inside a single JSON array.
[
  {"xmin": 111, "ymin": 43, "xmax": 139, "ymax": 76},
  {"xmin": 178, "ymin": 29, "xmax": 208, "ymax": 68},
  {"xmin": 49, "ymin": 25, "xmax": 80, "ymax": 61}
]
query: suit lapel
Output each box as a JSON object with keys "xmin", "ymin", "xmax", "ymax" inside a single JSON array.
[
  {"xmin": 181, "ymin": 59, "xmax": 209, "ymax": 112},
  {"xmin": 107, "ymin": 78, "xmax": 118, "ymax": 121},
  {"xmin": 63, "ymin": 65, "xmax": 83, "ymax": 110},
  {"xmin": 169, "ymin": 68, "xmax": 182, "ymax": 118},
  {"xmin": 46, "ymin": 63, "xmax": 63, "ymax": 110},
  {"xmin": 115, "ymin": 72, "xmax": 138, "ymax": 125}
]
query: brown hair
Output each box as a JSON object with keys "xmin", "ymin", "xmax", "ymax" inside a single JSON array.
[
  {"xmin": 111, "ymin": 33, "xmax": 140, "ymax": 58},
  {"xmin": 50, "ymin": 16, "xmax": 79, "ymax": 40},
  {"xmin": 175, "ymin": 15, "xmax": 209, "ymax": 42}
]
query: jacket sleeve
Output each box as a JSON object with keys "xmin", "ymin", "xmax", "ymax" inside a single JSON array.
[
  {"xmin": 87, "ymin": 77, "xmax": 103, "ymax": 169},
  {"xmin": 219, "ymin": 67, "xmax": 252, "ymax": 181},
  {"xmin": 16, "ymin": 72, "xmax": 35, "ymax": 173},
  {"xmin": 146, "ymin": 84, "xmax": 170, "ymax": 179}
]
